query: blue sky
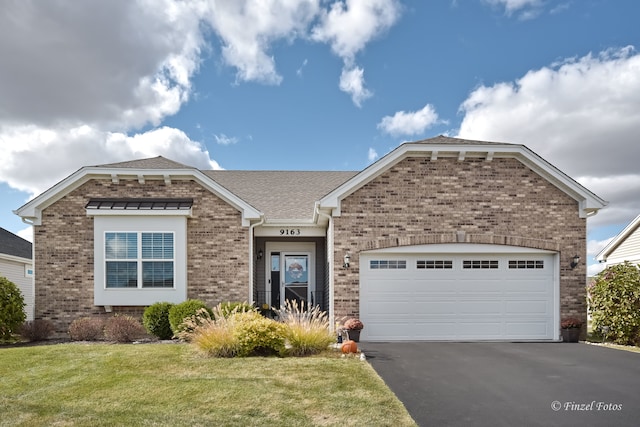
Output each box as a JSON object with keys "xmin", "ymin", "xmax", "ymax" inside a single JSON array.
[{"xmin": 1, "ymin": 0, "xmax": 639, "ymax": 275}]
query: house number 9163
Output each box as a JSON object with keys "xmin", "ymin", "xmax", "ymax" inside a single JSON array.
[{"xmin": 280, "ymin": 229, "xmax": 301, "ymax": 236}]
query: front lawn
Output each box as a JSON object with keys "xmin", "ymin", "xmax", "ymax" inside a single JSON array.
[{"xmin": 0, "ymin": 343, "xmax": 416, "ymax": 426}]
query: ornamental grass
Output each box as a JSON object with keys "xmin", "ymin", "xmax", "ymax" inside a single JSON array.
[{"xmin": 275, "ymin": 300, "xmax": 335, "ymax": 357}]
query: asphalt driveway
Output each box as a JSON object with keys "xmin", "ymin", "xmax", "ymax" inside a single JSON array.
[{"xmin": 361, "ymin": 342, "xmax": 640, "ymax": 427}]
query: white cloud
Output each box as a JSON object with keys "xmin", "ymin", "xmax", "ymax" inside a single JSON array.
[
  {"xmin": 368, "ymin": 147, "xmax": 379, "ymax": 162},
  {"xmin": 0, "ymin": 0, "xmax": 205, "ymax": 130},
  {"xmin": 297, "ymin": 59, "xmax": 309, "ymax": 77},
  {"xmin": 588, "ymin": 263, "xmax": 606, "ymax": 278},
  {"xmin": 17, "ymin": 226, "xmax": 33, "ymax": 243},
  {"xmin": 339, "ymin": 66, "xmax": 373, "ymax": 107},
  {"xmin": 204, "ymin": 0, "xmax": 320, "ymax": 85},
  {"xmin": 378, "ymin": 104, "xmax": 443, "ymax": 137},
  {"xmin": 312, "ymin": 0, "xmax": 401, "ymax": 105},
  {"xmin": 587, "ymin": 237, "xmax": 614, "ymax": 259},
  {"xmin": 458, "ymin": 46, "xmax": 640, "ymax": 228},
  {"xmin": 214, "ymin": 133, "xmax": 239, "ymax": 145},
  {"xmin": 311, "ymin": 0, "xmax": 400, "ymax": 63},
  {"xmin": 483, "ymin": 0, "xmax": 543, "ymax": 18},
  {"xmin": 0, "ymin": 125, "xmax": 220, "ymax": 196}
]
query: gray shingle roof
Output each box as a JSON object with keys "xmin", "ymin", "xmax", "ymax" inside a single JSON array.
[
  {"xmin": 0, "ymin": 228, "xmax": 32, "ymax": 259},
  {"xmin": 408, "ymin": 135, "xmax": 516, "ymax": 147},
  {"xmin": 204, "ymin": 171, "xmax": 358, "ymax": 221},
  {"xmin": 95, "ymin": 156, "xmax": 195, "ymax": 169}
]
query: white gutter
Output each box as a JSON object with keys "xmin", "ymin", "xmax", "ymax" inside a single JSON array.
[
  {"xmin": 315, "ymin": 204, "xmax": 335, "ymax": 332},
  {"xmin": 248, "ymin": 217, "xmax": 265, "ymax": 304}
]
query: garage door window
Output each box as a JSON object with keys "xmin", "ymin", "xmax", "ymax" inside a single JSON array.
[
  {"xmin": 463, "ymin": 260, "xmax": 499, "ymax": 269},
  {"xmin": 370, "ymin": 260, "xmax": 406, "ymax": 269},
  {"xmin": 508, "ymin": 260, "xmax": 544, "ymax": 269},
  {"xmin": 417, "ymin": 260, "xmax": 453, "ymax": 269}
]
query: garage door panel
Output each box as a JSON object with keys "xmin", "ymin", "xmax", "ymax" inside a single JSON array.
[
  {"xmin": 360, "ymin": 251, "xmax": 556, "ymax": 341},
  {"xmin": 457, "ymin": 281, "xmax": 503, "ymax": 293},
  {"xmin": 366, "ymin": 301, "xmax": 412, "ymax": 313},
  {"xmin": 457, "ymin": 301, "xmax": 502, "ymax": 315},
  {"xmin": 504, "ymin": 300, "xmax": 550, "ymax": 314},
  {"xmin": 412, "ymin": 301, "xmax": 458, "ymax": 314},
  {"xmin": 505, "ymin": 321, "xmax": 550, "ymax": 337}
]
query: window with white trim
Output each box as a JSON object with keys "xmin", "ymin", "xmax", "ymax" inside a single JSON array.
[{"xmin": 105, "ymin": 232, "xmax": 174, "ymax": 288}]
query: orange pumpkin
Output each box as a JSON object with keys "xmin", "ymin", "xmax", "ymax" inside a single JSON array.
[{"xmin": 341, "ymin": 340, "xmax": 358, "ymax": 354}]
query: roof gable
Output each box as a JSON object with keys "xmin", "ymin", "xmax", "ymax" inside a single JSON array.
[
  {"xmin": 596, "ymin": 213, "xmax": 640, "ymax": 262},
  {"xmin": 0, "ymin": 227, "xmax": 32, "ymax": 259},
  {"xmin": 96, "ymin": 156, "xmax": 195, "ymax": 170},
  {"xmin": 319, "ymin": 135, "xmax": 607, "ymax": 218},
  {"xmin": 14, "ymin": 157, "xmax": 261, "ymax": 226}
]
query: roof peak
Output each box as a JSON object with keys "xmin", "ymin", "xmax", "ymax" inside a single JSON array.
[
  {"xmin": 406, "ymin": 135, "xmax": 517, "ymax": 146},
  {"xmin": 94, "ymin": 156, "xmax": 195, "ymax": 170}
]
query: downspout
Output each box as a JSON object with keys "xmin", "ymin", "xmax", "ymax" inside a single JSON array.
[
  {"xmin": 249, "ymin": 217, "xmax": 265, "ymax": 304},
  {"xmin": 315, "ymin": 204, "xmax": 335, "ymax": 332}
]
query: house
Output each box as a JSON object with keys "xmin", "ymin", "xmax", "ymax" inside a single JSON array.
[
  {"xmin": 14, "ymin": 136, "xmax": 607, "ymax": 341},
  {"xmin": 0, "ymin": 227, "xmax": 34, "ymax": 320},
  {"xmin": 596, "ymin": 213, "xmax": 640, "ymax": 268}
]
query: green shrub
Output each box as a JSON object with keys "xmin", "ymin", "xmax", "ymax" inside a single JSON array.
[
  {"xmin": 589, "ymin": 261, "xmax": 640, "ymax": 345},
  {"xmin": 20, "ymin": 319, "xmax": 55, "ymax": 341},
  {"xmin": 218, "ymin": 301, "xmax": 256, "ymax": 318},
  {"xmin": 104, "ymin": 315, "xmax": 147, "ymax": 343},
  {"xmin": 276, "ymin": 300, "xmax": 334, "ymax": 356},
  {"xmin": 69, "ymin": 317, "xmax": 105, "ymax": 341},
  {"xmin": 143, "ymin": 302, "xmax": 174, "ymax": 339},
  {"xmin": 0, "ymin": 277, "xmax": 26, "ymax": 341},
  {"xmin": 232, "ymin": 311, "xmax": 287, "ymax": 357},
  {"xmin": 169, "ymin": 300, "xmax": 213, "ymax": 335}
]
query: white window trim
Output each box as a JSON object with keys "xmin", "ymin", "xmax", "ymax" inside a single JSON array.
[
  {"xmin": 104, "ymin": 231, "xmax": 175, "ymax": 289},
  {"xmin": 93, "ymin": 216, "xmax": 187, "ymax": 306}
]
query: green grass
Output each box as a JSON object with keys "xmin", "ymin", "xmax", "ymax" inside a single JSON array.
[
  {"xmin": 0, "ymin": 343, "xmax": 417, "ymax": 427},
  {"xmin": 586, "ymin": 320, "xmax": 640, "ymax": 353}
]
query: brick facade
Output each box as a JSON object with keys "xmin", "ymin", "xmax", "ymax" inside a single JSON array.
[
  {"xmin": 30, "ymin": 149, "xmax": 593, "ymax": 340},
  {"xmin": 332, "ymin": 157, "xmax": 587, "ymax": 335},
  {"xmin": 34, "ymin": 178, "xmax": 248, "ymax": 335}
]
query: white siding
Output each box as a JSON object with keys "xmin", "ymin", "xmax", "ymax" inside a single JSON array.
[
  {"xmin": 607, "ymin": 226, "xmax": 640, "ymax": 265},
  {"xmin": 0, "ymin": 257, "xmax": 34, "ymax": 320}
]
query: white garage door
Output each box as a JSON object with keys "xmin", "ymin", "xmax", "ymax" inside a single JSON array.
[{"xmin": 359, "ymin": 244, "xmax": 557, "ymax": 341}]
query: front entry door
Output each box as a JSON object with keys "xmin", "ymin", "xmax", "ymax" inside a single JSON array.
[{"xmin": 281, "ymin": 253, "xmax": 309, "ymax": 307}]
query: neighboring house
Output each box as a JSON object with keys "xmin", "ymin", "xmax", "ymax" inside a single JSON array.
[
  {"xmin": 0, "ymin": 227, "xmax": 34, "ymax": 320},
  {"xmin": 596, "ymin": 213, "xmax": 640, "ymax": 268},
  {"xmin": 14, "ymin": 136, "xmax": 607, "ymax": 341}
]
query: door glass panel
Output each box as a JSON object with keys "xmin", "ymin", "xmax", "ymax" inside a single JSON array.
[
  {"xmin": 270, "ymin": 253, "xmax": 280, "ymax": 308},
  {"xmin": 283, "ymin": 255, "xmax": 308, "ymax": 307}
]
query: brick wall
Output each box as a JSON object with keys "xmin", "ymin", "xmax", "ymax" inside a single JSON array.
[
  {"xmin": 34, "ymin": 178, "xmax": 249, "ymax": 336},
  {"xmin": 332, "ymin": 157, "xmax": 587, "ymax": 334}
]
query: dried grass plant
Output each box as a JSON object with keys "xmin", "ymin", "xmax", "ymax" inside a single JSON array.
[{"xmin": 275, "ymin": 300, "xmax": 335, "ymax": 356}]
